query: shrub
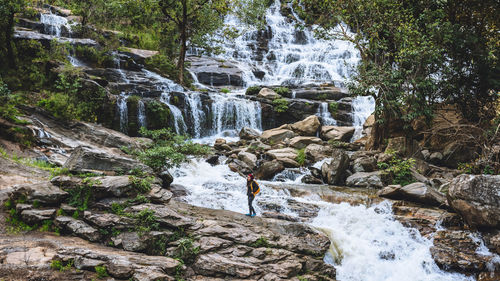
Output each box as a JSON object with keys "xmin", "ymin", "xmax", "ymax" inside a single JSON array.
[
  {"xmin": 245, "ymin": 86, "xmax": 262, "ymax": 96},
  {"xmin": 220, "ymin": 88, "xmax": 230, "ymax": 94},
  {"xmin": 134, "ymin": 208, "xmax": 160, "ymax": 233},
  {"xmin": 176, "ymin": 237, "xmax": 200, "ymax": 264},
  {"xmin": 133, "ymin": 127, "xmax": 210, "ymax": 171},
  {"xmin": 272, "ymin": 98, "xmax": 289, "ymax": 113},
  {"xmin": 94, "ymin": 265, "xmax": 109, "ymax": 278},
  {"xmin": 51, "ymin": 259, "xmax": 74, "ymax": 271},
  {"xmin": 377, "ymin": 153, "xmax": 416, "ymax": 186},
  {"xmin": 251, "ymin": 237, "xmax": 270, "ymax": 248},
  {"xmin": 274, "ymin": 86, "xmax": 290, "ymax": 96},
  {"xmin": 329, "ymin": 102, "xmax": 339, "ymax": 115},
  {"xmin": 296, "ymin": 148, "xmax": 306, "ymax": 166}
]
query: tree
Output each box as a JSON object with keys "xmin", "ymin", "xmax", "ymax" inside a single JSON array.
[
  {"xmin": 158, "ymin": 0, "xmax": 230, "ymax": 85},
  {"xmin": 296, "ymin": 0, "xmax": 499, "ymax": 148},
  {"xmin": 0, "ymin": 0, "xmax": 25, "ymax": 68}
]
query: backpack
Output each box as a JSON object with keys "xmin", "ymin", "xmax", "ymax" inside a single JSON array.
[{"xmin": 251, "ymin": 181, "xmax": 260, "ymax": 195}]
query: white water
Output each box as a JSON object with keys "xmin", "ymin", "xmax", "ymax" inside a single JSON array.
[
  {"xmin": 138, "ymin": 99, "xmax": 147, "ymax": 129},
  {"xmin": 350, "ymin": 96, "xmax": 375, "ymax": 142},
  {"xmin": 172, "ymin": 159, "xmax": 473, "ymax": 281},
  {"xmin": 216, "ymin": 0, "xmax": 360, "ymax": 86},
  {"xmin": 40, "ymin": 13, "xmax": 74, "ymax": 37},
  {"xmin": 317, "ymin": 102, "xmax": 337, "ymax": 126},
  {"xmin": 117, "ymin": 93, "xmax": 128, "ymax": 134}
]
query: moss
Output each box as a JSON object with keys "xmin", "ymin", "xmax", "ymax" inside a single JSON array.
[
  {"xmin": 145, "ymin": 100, "xmax": 172, "ymax": 131},
  {"xmin": 245, "ymin": 86, "xmax": 262, "ymax": 96}
]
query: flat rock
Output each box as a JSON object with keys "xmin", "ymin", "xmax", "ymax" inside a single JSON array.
[
  {"xmin": 55, "ymin": 216, "xmax": 101, "ymax": 242},
  {"xmin": 266, "ymin": 147, "xmax": 298, "ymax": 160},
  {"xmin": 289, "ymin": 136, "xmax": 322, "ymax": 149},
  {"xmin": 261, "ymin": 128, "xmax": 295, "ymax": 143},
  {"xmin": 321, "ymin": 126, "xmax": 355, "ymax": 142},
  {"xmin": 378, "ymin": 182, "xmax": 447, "ymax": 208}
]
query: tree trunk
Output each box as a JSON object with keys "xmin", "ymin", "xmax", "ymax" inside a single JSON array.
[{"xmin": 177, "ymin": 0, "xmax": 188, "ymax": 85}]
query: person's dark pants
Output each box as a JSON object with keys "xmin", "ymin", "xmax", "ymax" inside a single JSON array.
[{"xmin": 248, "ymin": 195, "xmax": 256, "ymax": 215}]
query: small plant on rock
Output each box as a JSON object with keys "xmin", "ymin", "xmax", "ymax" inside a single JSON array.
[
  {"xmin": 94, "ymin": 265, "xmax": 108, "ymax": 278},
  {"xmin": 272, "ymin": 98, "xmax": 289, "ymax": 113},
  {"xmin": 296, "ymin": 148, "xmax": 306, "ymax": 166},
  {"xmin": 378, "ymin": 153, "xmax": 416, "ymax": 186}
]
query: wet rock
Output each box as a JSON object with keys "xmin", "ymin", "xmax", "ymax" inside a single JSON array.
[
  {"xmin": 305, "ymin": 143, "xmax": 333, "ymax": 162},
  {"xmin": 159, "ymin": 170, "xmax": 174, "ymax": 188},
  {"xmin": 431, "ymin": 230, "xmax": 492, "ymax": 273},
  {"xmin": 320, "ymin": 126, "xmax": 355, "ymax": 142},
  {"xmin": 187, "ymin": 56, "xmax": 243, "ymax": 86},
  {"xmin": 169, "ymin": 184, "xmax": 190, "ymax": 198},
  {"xmin": 302, "ymin": 174, "xmax": 323, "ymax": 185},
  {"xmin": 21, "ymin": 209, "xmax": 56, "ymax": 224},
  {"xmin": 55, "ymin": 216, "xmax": 101, "ymax": 242},
  {"xmin": 346, "ymin": 171, "xmax": 384, "ymax": 188},
  {"xmin": 205, "ymin": 155, "xmax": 220, "ymax": 166},
  {"xmin": 321, "ymin": 149, "xmax": 349, "ymax": 185},
  {"xmin": 291, "ymin": 115, "xmax": 321, "ymax": 136},
  {"xmin": 287, "ymin": 199, "xmax": 320, "ymax": 218},
  {"xmin": 447, "ymin": 174, "xmax": 500, "ymax": 229},
  {"xmin": 14, "ymin": 30, "xmax": 98, "ymax": 47},
  {"xmin": 258, "ymin": 88, "xmax": 281, "ymax": 100},
  {"xmin": 378, "ymin": 182, "xmax": 447, "ymax": 208},
  {"xmin": 239, "ymin": 127, "xmax": 261, "ymax": 140},
  {"xmin": 289, "ymin": 136, "xmax": 322, "ymax": 149},
  {"xmin": 214, "ymin": 138, "xmax": 231, "ymax": 151},
  {"xmin": 255, "ymin": 160, "xmax": 285, "ymax": 180},
  {"xmin": 293, "ymin": 87, "xmax": 346, "ymax": 100},
  {"xmin": 63, "ymin": 146, "xmax": 153, "ymax": 174},
  {"xmin": 147, "ymin": 185, "xmax": 173, "ymax": 204},
  {"xmin": 125, "ymin": 203, "xmax": 194, "ymax": 229},
  {"xmin": 261, "ymin": 128, "xmax": 295, "ymax": 143},
  {"xmin": 238, "ymin": 151, "xmax": 258, "ymax": 170},
  {"xmin": 228, "ymin": 158, "xmax": 252, "ymax": 175}
]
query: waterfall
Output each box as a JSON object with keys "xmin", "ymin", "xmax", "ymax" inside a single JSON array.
[
  {"xmin": 40, "ymin": 13, "xmax": 73, "ymax": 37},
  {"xmin": 216, "ymin": 0, "xmax": 360, "ymax": 86},
  {"xmin": 117, "ymin": 93, "xmax": 128, "ymax": 134},
  {"xmin": 209, "ymin": 92, "xmax": 262, "ymax": 136},
  {"xmin": 317, "ymin": 102, "xmax": 337, "ymax": 126},
  {"xmin": 171, "ymin": 159, "xmax": 474, "ymax": 281},
  {"xmin": 138, "ymin": 99, "xmax": 147, "ymax": 129},
  {"xmin": 350, "ymin": 96, "xmax": 375, "ymax": 142},
  {"xmin": 184, "ymin": 92, "xmax": 204, "ymax": 138}
]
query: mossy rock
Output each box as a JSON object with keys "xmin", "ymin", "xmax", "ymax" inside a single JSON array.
[{"xmin": 145, "ymin": 100, "xmax": 172, "ymax": 131}]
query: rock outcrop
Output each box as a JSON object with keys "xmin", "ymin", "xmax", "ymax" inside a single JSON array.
[
  {"xmin": 378, "ymin": 182, "xmax": 447, "ymax": 208},
  {"xmin": 447, "ymin": 175, "xmax": 500, "ymax": 229}
]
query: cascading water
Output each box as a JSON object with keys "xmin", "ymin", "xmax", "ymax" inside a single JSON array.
[
  {"xmin": 317, "ymin": 102, "xmax": 337, "ymax": 126},
  {"xmin": 117, "ymin": 93, "xmax": 129, "ymax": 134},
  {"xmin": 40, "ymin": 13, "xmax": 73, "ymax": 37},
  {"xmin": 350, "ymin": 96, "xmax": 375, "ymax": 142},
  {"xmin": 172, "ymin": 159, "xmax": 474, "ymax": 281},
  {"xmin": 216, "ymin": 0, "xmax": 360, "ymax": 86},
  {"xmin": 138, "ymin": 99, "xmax": 147, "ymax": 129}
]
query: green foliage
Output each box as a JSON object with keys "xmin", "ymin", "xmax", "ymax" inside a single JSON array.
[
  {"xmin": 134, "ymin": 208, "xmax": 160, "ymax": 233},
  {"xmin": 272, "ymin": 98, "xmax": 289, "ymax": 113},
  {"xmin": 220, "ymin": 88, "xmax": 230, "ymax": 94},
  {"xmin": 274, "ymin": 87, "xmax": 290, "ymax": 96},
  {"xmin": 175, "ymin": 237, "xmax": 200, "ymax": 264},
  {"xmin": 245, "ymin": 86, "xmax": 262, "ymax": 96},
  {"xmin": 144, "ymin": 100, "xmax": 172, "ymax": 130},
  {"xmin": 51, "ymin": 259, "xmax": 74, "ymax": 272},
  {"xmin": 251, "ymin": 237, "xmax": 270, "ymax": 248},
  {"xmin": 67, "ymin": 185, "xmax": 92, "ymax": 212},
  {"xmin": 129, "ymin": 175, "xmax": 154, "ymax": 193},
  {"xmin": 132, "ymin": 127, "xmax": 210, "ymax": 171},
  {"xmin": 94, "ymin": 265, "xmax": 108, "ymax": 278},
  {"xmin": 378, "ymin": 154, "xmax": 416, "ymax": 186},
  {"xmin": 329, "ymin": 102, "xmax": 338, "ymax": 115},
  {"xmin": 232, "ymin": 0, "xmax": 271, "ymax": 29},
  {"xmin": 296, "ymin": 148, "xmax": 306, "ymax": 166},
  {"xmin": 328, "ymin": 140, "xmax": 350, "ymax": 149},
  {"xmin": 73, "ymin": 46, "xmax": 115, "ymax": 68}
]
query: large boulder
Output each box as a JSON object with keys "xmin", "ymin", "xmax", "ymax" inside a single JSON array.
[
  {"xmin": 447, "ymin": 175, "xmax": 500, "ymax": 229},
  {"xmin": 378, "ymin": 182, "xmax": 447, "ymax": 207},
  {"xmin": 258, "ymin": 88, "xmax": 281, "ymax": 100},
  {"xmin": 321, "ymin": 149, "xmax": 350, "ymax": 185},
  {"xmin": 266, "ymin": 147, "xmax": 298, "ymax": 161},
  {"xmin": 346, "ymin": 171, "xmax": 384, "ymax": 188},
  {"xmin": 63, "ymin": 146, "xmax": 153, "ymax": 174},
  {"xmin": 291, "ymin": 115, "xmax": 321, "ymax": 136},
  {"xmin": 55, "ymin": 216, "xmax": 101, "ymax": 242},
  {"xmin": 9, "ymin": 182, "xmax": 68, "ymax": 206},
  {"xmin": 239, "ymin": 127, "xmax": 261, "ymax": 140},
  {"xmin": 261, "ymin": 128, "xmax": 295, "ymax": 143},
  {"xmin": 320, "ymin": 126, "xmax": 355, "ymax": 142},
  {"xmin": 305, "ymin": 144, "xmax": 333, "ymax": 162},
  {"xmin": 255, "ymin": 160, "xmax": 285, "ymax": 180},
  {"xmin": 238, "ymin": 151, "xmax": 258, "ymax": 170},
  {"xmin": 289, "ymin": 136, "xmax": 322, "ymax": 149},
  {"xmin": 352, "ymin": 156, "xmax": 377, "ymax": 173}
]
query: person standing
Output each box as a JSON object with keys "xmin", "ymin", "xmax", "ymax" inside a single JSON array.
[{"xmin": 246, "ymin": 174, "xmax": 260, "ymax": 217}]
